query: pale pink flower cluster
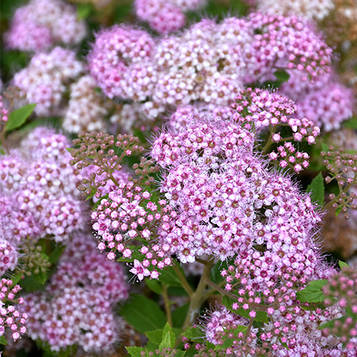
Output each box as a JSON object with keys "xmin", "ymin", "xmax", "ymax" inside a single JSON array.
[
  {"xmin": 89, "ymin": 14, "xmax": 332, "ymax": 128},
  {"xmin": 13, "ymin": 48, "xmax": 83, "ymax": 116},
  {"xmin": 5, "ymin": 0, "xmax": 86, "ymax": 52},
  {"xmin": 134, "ymin": 0, "xmax": 207, "ymax": 33},
  {"xmin": 0, "ymin": 127, "xmax": 86, "ymax": 243},
  {"xmin": 281, "ymin": 72, "xmax": 354, "ymax": 131},
  {"xmin": 257, "ymin": 0, "xmax": 334, "ymax": 21},
  {"xmin": 63, "ymin": 75, "xmax": 114, "ymax": 133},
  {"xmin": 22, "ymin": 232, "xmax": 128, "ymax": 352},
  {"xmin": 0, "ymin": 279, "xmax": 27, "ymax": 342},
  {"xmin": 151, "ymin": 104, "xmax": 321, "ymax": 264}
]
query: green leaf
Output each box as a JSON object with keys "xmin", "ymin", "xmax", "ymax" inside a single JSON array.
[
  {"xmin": 183, "ymin": 326, "xmax": 204, "ymax": 341},
  {"xmin": 343, "ymin": 117, "xmax": 357, "ymax": 129},
  {"xmin": 146, "ymin": 329, "xmax": 164, "ymax": 346},
  {"xmin": 159, "ymin": 323, "xmax": 176, "ymax": 350},
  {"xmin": 338, "ymin": 260, "xmax": 348, "ymax": 269},
  {"xmin": 307, "ymin": 173, "xmax": 325, "ymax": 207},
  {"xmin": 159, "ymin": 265, "xmax": 185, "ymax": 288},
  {"xmin": 0, "ymin": 335, "xmax": 7, "ymax": 345},
  {"xmin": 335, "ymin": 206, "xmax": 343, "ymax": 216},
  {"xmin": 76, "ymin": 3, "xmax": 93, "ymax": 20},
  {"xmin": 146, "ymin": 279, "xmax": 162, "ymax": 294},
  {"xmin": 119, "ymin": 294, "xmax": 166, "ymax": 333},
  {"xmin": 48, "ymin": 244, "xmax": 65, "ymax": 264},
  {"xmin": 21, "ymin": 271, "xmax": 48, "ymax": 292},
  {"xmin": 126, "ymin": 346, "xmax": 150, "ymax": 357},
  {"xmin": 274, "ymin": 69, "xmax": 290, "ymax": 83},
  {"xmin": 297, "ymin": 279, "xmax": 328, "ymax": 303},
  {"xmin": 172, "ymin": 303, "xmax": 189, "ymax": 328},
  {"xmin": 5, "ymin": 104, "xmax": 36, "ymax": 132}
]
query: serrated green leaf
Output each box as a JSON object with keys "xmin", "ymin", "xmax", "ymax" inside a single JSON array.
[
  {"xmin": 146, "ymin": 279, "xmax": 162, "ymax": 294},
  {"xmin": 159, "ymin": 323, "xmax": 176, "ymax": 350},
  {"xmin": 297, "ymin": 279, "xmax": 328, "ymax": 303},
  {"xmin": 307, "ymin": 173, "xmax": 325, "ymax": 207},
  {"xmin": 5, "ymin": 104, "xmax": 36, "ymax": 132},
  {"xmin": 338, "ymin": 260, "xmax": 348, "ymax": 269},
  {"xmin": 146, "ymin": 329, "xmax": 163, "ymax": 346},
  {"xmin": 119, "ymin": 294, "xmax": 166, "ymax": 333},
  {"xmin": 183, "ymin": 326, "xmax": 204, "ymax": 340}
]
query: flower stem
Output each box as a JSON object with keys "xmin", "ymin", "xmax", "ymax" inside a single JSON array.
[
  {"xmin": 182, "ymin": 259, "xmax": 214, "ymax": 330},
  {"xmin": 173, "ymin": 263, "xmax": 194, "ymax": 297},
  {"xmin": 162, "ymin": 284, "xmax": 172, "ymax": 327}
]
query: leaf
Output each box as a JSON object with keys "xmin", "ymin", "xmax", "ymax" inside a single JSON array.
[
  {"xmin": 48, "ymin": 244, "xmax": 65, "ymax": 264},
  {"xmin": 338, "ymin": 260, "xmax": 348, "ymax": 269},
  {"xmin": 146, "ymin": 329, "xmax": 164, "ymax": 346},
  {"xmin": 0, "ymin": 335, "xmax": 7, "ymax": 345},
  {"xmin": 21, "ymin": 271, "xmax": 48, "ymax": 292},
  {"xmin": 183, "ymin": 326, "xmax": 204, "ymax": 341},
  {"xmin": 343, "ymin": 117, "xmax": 357, "ymax": 129},
  {"xmin": 5, "ymin": 104, "xmax": 36, "ymax": 132},
  {"xmin": 159, "ymin": 265, "xmax": 185, "ymax": 288},
  {"xmin": 307, "ymin": 173, "xmax": 325, "ymax": 207},
  {"xmin": 146, "ymin": 279, "xmax": 162, "ymax": 294},
  {"xmin": 76, "ymin": 3, "xmax": 93, "ymax": 20},
  {"xmin": 126, "ymin": 346, "xmax": 149, "ymax": 357},
  {"xmin": 274, "ymin": 69, "xmax": 290, "ymax": 83},
  {"xmin": 159, "ymin": 323, "xmax": 176, "ymax": 350},
  {"xmin": 172, "ymin": 303, "xmax": 189, "ymax": 328},
  {"xmin": 297, "ymin": 279, "xmax": 328, "ymax": 303},
  {"xmin": 119, "ymin": 294, "xmax": 166, "ymax": 333}
]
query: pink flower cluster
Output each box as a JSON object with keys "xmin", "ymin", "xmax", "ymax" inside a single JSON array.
[
  {"xmin": 22, "ymin": 232, "xmax": 128, "ymax": 352},
  {"xmin": 151, "ymin": 104, "xmax": 321, "ymax": 263},
  {"xmin": 13, "ymin": 48, "xmax": 83, "ymax": 116},
  {"xmin": 281, "ymin": 72, "xmax": 354, "ymax": 131},
  {"xmin": 0, "ymin": 279, "xmax": 28, "ymax": 342},
  {"xmin": 0, "ymin": 127, "xmax": 86, "ymax": 244},
  {"xmin": 5, "ymin": 0, "xmax": 86, "ymax": 52},
  {"xmin": 322, "ymin": 267, "xmax": 357, "ymax": 351},
  {"xmin": 0, "ymin": 96, "xmax": 8, "ymax": 126},
  {"xmin": 63, "ymin": 75, "xmax": 114, "ymax": 133},
  {"xmin": 257, "ymin": 0, "xmax": 334, "ymax": 21},
  {"xmin": 134, "ymin": 0, "xmax": 207, "ymax": 34},
  {"xmin": 91, "ymin": 180, "xmax": 173, "ymax": 279},
  {"xmin": 88, "ymin": 14, "xmax": 332, "ymax": 126},
  {"xmin": 232, "ymin": 88, "xmax": 320, "ymax": 172}
]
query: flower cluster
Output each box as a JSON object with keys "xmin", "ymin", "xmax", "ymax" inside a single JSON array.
[
  {"xmin": 12, "ymin": 47, "xmax": 83, "ymax": 116},
  {"xmin": 63, "ymin": 75, "xmax": 114, "ymax": 133},
  {"xmin": 281, "ymin": 72, "xmax": 354, "ymax": 131},
  {"xmin": 88, "ymin": 14, "xmax": 332, "ymax": 127},
  {"xmin": 257, "ymin": 0, "xmax": 334, "ymax": 21},
  {"xmin": 0, "ymin": 279, "xmax": 28, "ymax": 341},
  {"xmin": 321, "ymin": 267, "xmax": 357, "ymax": 352},
  {"xmin": 134, "ymin": 0, "xmax": 207, "ymax": 34},
  {"xmin": 22, "ymin": 231, "xmax": 128, "ymax": 352},
  {"xmin": 0, "ymin": 96, "xmax": 8, "ymax": 129},
  {"xmin": 151, "ymin": 105, "xmax": 321, "ymax": 263},
  {"xmin": 0, "ymin": 127, "xmax": 86, "ymax": 244},
  {"xmin": 232, "ymin": 88, "xmax": 320, "ymax": 172},
  {"xmin": 5, "ymin": 0, "xmax": 86, "ymax": 52}
]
